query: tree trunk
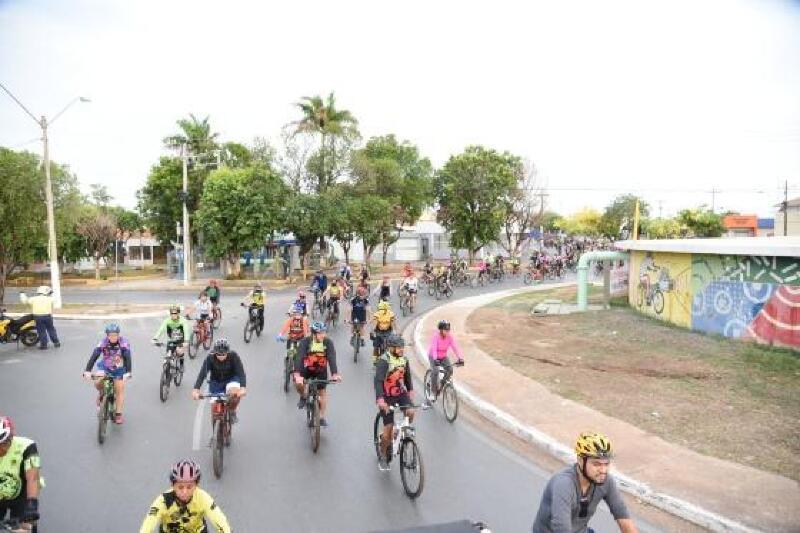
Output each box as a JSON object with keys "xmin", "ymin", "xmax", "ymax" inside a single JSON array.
[
  {"xmin": 342, "ymin": 242, "xmax": 350, "ymax": 265},
  {"xmin": 227, "ymin": 253, "xmax": 242, "ymax": 278},
  {"xmin": 382, "ymin": 240, "xmax": 390, "ymax": 266},
  {"xmin": 0, "ymin": 263, "xmax": 7, "ymax": 306},
  {"xmin": 94, "ymin": 252, "xmax": 101, "ymax": 280},
  {"xmin": 468, "ymin": 249, "xmax": 475, "ymax": 266}
]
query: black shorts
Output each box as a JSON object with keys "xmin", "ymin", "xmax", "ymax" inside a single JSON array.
[
  {"xmin": 209, "ymin": 297, "xmax": 219, "ymax": 304},
  {"xmin": 380, "ymin": 393, "xmax": 411, "ymax": 425},
  {"xmin": 301, "ymin": 367, "xmax": 328, "ymax": 389}
]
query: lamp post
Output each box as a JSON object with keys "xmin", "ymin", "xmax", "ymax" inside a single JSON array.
[{"xmin": 0, "ymin": 84, "xmax": 89, "ymax": 308}]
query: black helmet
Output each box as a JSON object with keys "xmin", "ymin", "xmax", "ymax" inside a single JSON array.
[
  {"xmin": 386, "ymin": 334, "xmax": 405, "ymax": 348},
  {"xmin": 437, "ymin": 320, "xmax": 451, "ymax": 331},
  {"xmin": 212, "ymin": 338, "xmax": 230, "ymax": 354}
]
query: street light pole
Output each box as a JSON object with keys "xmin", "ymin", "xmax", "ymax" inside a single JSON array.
[{"xmin": 182, "ymin": 144, "xmax": 191, "ymax": 286}]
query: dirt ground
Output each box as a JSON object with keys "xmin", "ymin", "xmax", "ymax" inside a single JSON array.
[{"xmin": 468, "ymin": 286, "xmax": 800, "ymax": 481}]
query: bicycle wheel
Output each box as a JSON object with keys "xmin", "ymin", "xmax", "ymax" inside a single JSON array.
[
  {"xmin": 212, "ymin": 308, "xmax": 222, "ymax": 329},
  {"xmin": 283, "ymin": 354, "xmax": 291, "ymax": 393},
  {"xmin": 442, "ymin": 382, "xmax": 459, "ymax": 423},
  {"xmin": 203, "ymin": 325, "xmax": 213, "ymax": 350},
  {"xmin": 97, "ymin": 395, "xmax": 109, "ymax": 445},
  {"xmin": 423, "ymin": 370, "xmax": 436, "ymax": 404},
  {"xmin": 523, "ymin": 272, "xmax": 532, "ymax": 285},
  {"xmin": 353, "ymin": 333, "xmax": 360, "ymax": 364},
  {"xmin": 653, "ymin": 290, "xmax": 665, "ymax": 315},
  {"xmin": 212, "ymin": 419, "xmax": 224, "ymax": 478},
  {"xmin": 173, "ymin": 358, "xmax": 184, "ymax": 387},
  {"xmin": 243, "ymin": 320, "xmax": 253, "ymax": 344},
  {"xmin": 372, "ymin": 411, "xmax": 384, "ymax": 461},
  {"xmin": 401, "ymin": 299, "xmax": 408, "ymax": 317},
  {"xmin": 445, "ymin": 286, "xmax": 453, "ymax": 299},
  {"xmin": 399, "ymin": 438, "xmax": 424, "ymax": 499},
  {"xmin": 308, "ymin": 394, "xmax": 321, "ymax": 453},
  {"xmin": 193, "ymin": 329, "xmax": 202, "ymax": 351},
  {"xmin": 427, "ymin": 283, "xmax": 435, "ymax": 296},
  {"xmin": 187, "ymin": 338, "xmax": 196, "ymax": 359},
  {"xmin": 159, "ymin": 363, "xmax": 170, "ymax": 402}
]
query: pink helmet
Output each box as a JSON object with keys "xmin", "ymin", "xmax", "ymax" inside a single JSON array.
[
  {"xmin": 0, "ymin": 416, "xmax": 15, "ymax": 444},
  {"xmin": 170, "ymin": 459, "xmax": 201, "ymax": 483}
]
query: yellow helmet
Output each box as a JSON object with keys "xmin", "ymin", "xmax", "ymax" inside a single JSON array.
[
  {"xmin": 378, "ymin": 301, "xmax": 390, "ymax": 311},
  {"xmin": 575, "ymin": 432, "xmax": 612, "ymax": 459}
]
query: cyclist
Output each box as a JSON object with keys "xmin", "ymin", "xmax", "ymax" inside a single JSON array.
[
  {"xmin": 243, "ymin": 284, "xmax": 265, "ymax": 331},
  {"xmin": 427, "ymin": 320, "xmax": 464, "ymax": 396},
  {"xmin": 359, "ymin": 263, "xmax": 370, "ymax": 289},
  {"xmin": 82, "ymin": 323, "xmax": 132, "ymax": 425},
  {"xmin": 371, "ymin": 300, "xmax": 396, "ymax": 361},
  {"xmin": 311, "ymin": 269, "xmax": 328, "ymax": 294},
  {"xmin": 422, "ymin": 260, "xmax": 434, "ymax": 284},
  {"xmin": 152, "ymin": 305, "xmax": 193, "ymax": 363},
  {"xmin": 378, "ymin": 275, "xmax": 392, "ymax": 301},
  {"xmin": 349, "ymin": 285, "xmax": 370, "ymax": 346},
  {"xmin": 322, "ymin": 278, "xmax": 343, "ymax": 320},
  {"xmin": 139, "ymin": 460, "xmax": 231, "ymax": 533},
  {"xmin": 339, "ymin": 262, "xmax": 352, "ymax": 281},
  {"xmin": 187, "ymin": 291, "xmax": 213, "ymax": 337},
  {"xmin": 294, "ymin": 322, "xmax": 341, "ymax": 426},
  {"xmin": 477, "ymin": 258, "xmax": 489, "ymax": 282},
  {"xmin": 192, "ymin": 339, "xmax": 247, "ymax": 424},
  {"xmin": 434, "ymin": 263, "xmax": 452, "ymax": 293},
  {"xmin": 294, "ymin": 290, "xmax": 308, "ymax": 317},
  {"xmin": 203, "ymin": 279, "xmax": 221, "ymax": 313},
  {"xmin": 531, "ymin": 432, "xmax": 637, "ymax": 533},
  {"xmin": 510, "ymin": 254, "xmax": 521, "ymax": 275},
  {"xmin": 402, "ymin": 262, "xmax": 413, "ymax": 278},
  {"xmin": 277, "ymin": 305, "xmax": 310, "ymax": 351},
  {"xmin": 374, "ymin": 334, "xmax": 414, "ymax": 471},
  {"xmin": 0, "ymin": 416, "xmax": 42, "ymax": 532},
  {"xmin": 401, "ymin": 271, "xmax": 419, "ymax": 311}
]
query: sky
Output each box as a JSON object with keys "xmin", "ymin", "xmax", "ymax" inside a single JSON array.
[{"xmin": 1, "ymin": 0, "xmax": 799, "ymax": 219}]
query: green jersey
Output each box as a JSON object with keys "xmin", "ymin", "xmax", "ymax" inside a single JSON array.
[{"xmin": 153, "ymin": 317, "xmax": 192, "ymax": 341}]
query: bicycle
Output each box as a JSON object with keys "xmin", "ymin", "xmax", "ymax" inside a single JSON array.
[
  {"xmin": 96, "ymin": 375, "xmax": 119, "ymax": 445},
  {"xmin": 305, "ymin": 378, "xmax": 337, "ymax": 453},
  {"xmin": 350, "ymin": 319, "xmax": 365, "ymax": 363},
  {"xmin": 372, "ymin": 403, "xmax": 429, "ymax": 499},
  {"xmin": 0, "ymin": 518, "xmax": 37, "ymax": 533},
  {"xmin": 424, "ymin": 360, "xmax": 464, "ymax": 422},
  {"xmin": 211, "ymin": 304, "xmax": 223, "ymax": 330},
  {"xmin": 190, "ymin": 316, "xmax": 213, "ymax": 352},
  {"xmin": 155, "ymin": 340, "xmax": 184, "ymax": 403},
  {"xmin": 198, "ymin": 392, "xmax": 233, "ymax": 479},
  {"xmin": 324, "ymin": 301, "xmax": 339, "ymax": 330},
  {"xmin": 310, "ymin": 288, "xmax": 323, "ymax": 320},
  {"xmin": 399, "ymin": 287, "xmax": 411, "ymax": 316},
  {"xmin": 522, "ymin": 266, "xmax": 543, "ymax": 285},
  {"xmin": 278, "ymin": 338, "xmax": 298, "ymax": 393},
  {"xmin": 434, "ymin": 278, "xmax": 453, "ymax": 300},
  {"xmin": 241, "ymin": 304, "xmax": 262, "ymax": 343}
]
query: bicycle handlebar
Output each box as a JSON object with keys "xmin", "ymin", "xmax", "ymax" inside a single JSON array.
[{"xmin": 197, "ymin": 393, "xmax": 229, "ymax": 400}]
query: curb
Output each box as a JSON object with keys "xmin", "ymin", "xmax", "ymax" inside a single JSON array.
[{"xmin": 411, "ymin": 286, "xmax": 760, "ymax": 533}]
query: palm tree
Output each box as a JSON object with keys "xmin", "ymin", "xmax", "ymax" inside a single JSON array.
[
  {"xmin": 291, "ymin": 92, "xmax": 358, "ymax": 193},
  {"xmin": 163, "ymin": 114, "xmax": 219, "ymax": 156}
]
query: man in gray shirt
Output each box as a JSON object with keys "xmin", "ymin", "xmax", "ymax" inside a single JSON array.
[{"xmin": 532, "ymin": 432, "xmax": 638, "ymax": 533}]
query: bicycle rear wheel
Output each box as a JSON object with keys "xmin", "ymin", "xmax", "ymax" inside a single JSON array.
[
  {"xmin": 212, "ymin": 419, "xmax": 224, "ymax": 478},
  {"xmin": 353, "ymin": 333, "xmax": 360, "ymax": 364},
  {"xmin": 159, "ymin": 364, "xmax": 170, "ymax": 402},
  {"xmin": 283, "ymin": 354, "xmax": 291, "ymax": 393},
  {"xmin": 372, "ymin": 412, "xmax": 384, "ymax": 461},
  {"xmin": 187, "ymin": 336, "xmax": 196, "ymax": 359},
  {"xmin": 399, "ymin": 438, "xmax": 424, "ymax": 499},
  {"xmin": 203, "ymin": 325, "xmax": 213, "ymax": 350},
  {"xmin": 442, "ymin": 382, "xmax": 459, "ymax": 423},
  {"xmin": 212, "ymin": 308, "xmax": 222, "ymax": 329},
  {"xmin": 423, "ymin": 370, "xmax": 436, "ymax": 404},
  {"xmin": 523, "ymin": 272, "xmax": 532, "ymax": 285},
  {"xmin": 308, "ymin": 394, "xmax": 321, "ymax": 453},
  {"xmin": 173, "ymin": 358, "xmax": 184, "ymax": 387}
]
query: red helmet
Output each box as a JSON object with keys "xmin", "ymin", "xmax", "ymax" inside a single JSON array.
[
  {"xmin": 0, "ymin": 416, "xmax": 15, "ymax": 444},
  {"xmin": 170, "ymin": 459, "xmax": 201, "ymax": 483}
]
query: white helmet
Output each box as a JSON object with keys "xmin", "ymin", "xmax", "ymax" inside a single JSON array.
[{"xmin": 37, "ymin": 285, "xmax": 52, "ymax": 296}]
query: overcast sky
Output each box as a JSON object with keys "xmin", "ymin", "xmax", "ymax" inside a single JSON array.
[{"xmin": 2, "ymin": 0, "xmax": 799, "ymax": 219}]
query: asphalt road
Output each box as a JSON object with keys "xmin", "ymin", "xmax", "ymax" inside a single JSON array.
[{"xmin": 0, "ymin": 277, "xmax": 662, "ymax": 532}]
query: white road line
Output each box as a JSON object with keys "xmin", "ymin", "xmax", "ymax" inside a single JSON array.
[
  {"xmin": 1, "ymin": 359, "xmax": 22, "ymax": 364},
  {"xmin": 192, "ymin": 399, "xmax": 205, "ymax": 451}
]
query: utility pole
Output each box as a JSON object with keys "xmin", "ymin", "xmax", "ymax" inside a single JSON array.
[
  {"xmin": 534, "ymin": 191, "xmax": 549, "ymax": 251},
  {"xmin": 710, "ymin": 188, "xmax": 717, "ymax": 213},
  {"xmin": 181, "ymin": 144, "xmax": 191, "ymax": 286},
  {"xmin": 784, "ymin": 179, "xmax": 789, "ymax": 237},
  {"xmin": 658, "ymin": 200, "xmax": 663, "ymax": 219}
]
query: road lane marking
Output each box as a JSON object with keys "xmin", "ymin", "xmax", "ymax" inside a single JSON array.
[
  {"xmin": 192, "ymin": 398, "xmax": 205, "ymax": 450},
  {"xmin": 1, "ymin": 359, "xmax": 22, "ymax": 364}
]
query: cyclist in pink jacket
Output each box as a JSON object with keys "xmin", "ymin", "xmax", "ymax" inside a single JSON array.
[{"xmin": 427, "ymin": 320, "xmax": 464, "ymax": 395}]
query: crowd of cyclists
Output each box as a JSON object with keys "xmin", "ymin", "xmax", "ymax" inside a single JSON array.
[{"xmin": 0, "ymin": 256, "xmax": 637, "ymax": 533}]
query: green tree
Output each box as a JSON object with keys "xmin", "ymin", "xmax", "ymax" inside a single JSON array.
[
  {"xmin": 599, "ymin": 194, "xmax": 649, "ymax": 238},
  {"xmin": 556, "ymin": 208, "xmax": 603, "ymax": 236},
  {"xmin": 434, "ymin": 146, "xmax": 520, "ymax": 263},
  {"xmin": 196, "ymin": 165, "xmax": 289, "ymax": 278},
  {"xmin": 284, "ymin": 193, "xmax": 333, "ymax": 271},
  {"xmin": 163, "ymin": 114, "xmax": 220, "ymax": 156},
  {"xmin": 77, "ymin": 207, "xmax": 117, "ymax": 279},
  {"xmin": 109, "ymin": 207, "xmax": 143, "ymax": 233},
  {"xmin": 644, "ymin": 217, "xmax": 686, "ymax": 239},
  {"xmin": 291, "ymin": 92, "xmax": 359, "ymax": 193},
  {"xmin": 137, "ymin": 157, "xmax": 203, "ymax": 245},
  {"xmin": 89, "ymin": 183, "xmax": 112, "ymax": 209},
  {"xmin": 351, "ymin": 195, "xmax": 393, "ymax": 267},
  {"xmin": 327, "ymin": 188, "xmax": 360, "ymax": 265},
  {"xmin": 540, "ymin": 210, "xmax": 562, "ymax": 232},
  {"xmin": 501, "ymin": 160, "xmax": 544, "ymax": 256},
  {"xmin": 0, "ymin": 148, "xmax": 47, "ymax": 304},
  {"xmin": 677, "ymin": 207, "xmax": 725, "ymax": 237},
  {"xmin": 351, "ymin": 134, "xmax": 433, "ymax": 265}
]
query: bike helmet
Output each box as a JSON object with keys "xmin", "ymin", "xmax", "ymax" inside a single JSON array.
[
  {"xmin": 385, "ymin": 334, "xmax": 405, "ymax": 348},
  {"xmin": 437, "ymin": 320, "xmax": 451, "ymax": 331},
  {"xmin": 377, "ymin": 301, "xmax": 390, "ymax": 312},
  {"xmin": 0, "ymin": 416, "xmax": 14, "ymax": 444},
  {"xmin": 297, "ymin": 290, "xmax": 306, "ymax": 299},
  {"xmin": 212, "ymin": 338, "xmax": 230, "ymax": 354},
  {"xmin": 310, "ymin": 321, "xmax": 327, "ymax": 334},
  {"xmin": 36, "ymin": 285, "xmax": 52, "ymax": 296},
  {"xmin": 104, "ymin": 323, "xmax": 121, "ymax": 334},
  {"xmin": 170, "ymin": 459, "xmax": 201, "ymax": 483},
  {"xmin": 575, "ymin": 432, "xmax": 613, "ymax": 459},
  {"xmin": 253, "ymin": 283, "xmax": 263, "ymax": 292},
  {"xmin": 169, "ymin": 304, "xmax": 181, "ymax": 315},
  {"xmin": 288, "ymin": 304, "xmax": 302, "ymax": 315}
]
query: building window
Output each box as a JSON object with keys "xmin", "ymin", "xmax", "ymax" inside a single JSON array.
[
  {"xmin": 129, "ymin": 246, "xmax": 142, "ymax": 260},
  {"xmin": 143, "ymin": 246, "xmax": 152, "ymax": 261},
  {"xmin": 434, "ymin": 234, "xmax": 449, "ymax": 251}
]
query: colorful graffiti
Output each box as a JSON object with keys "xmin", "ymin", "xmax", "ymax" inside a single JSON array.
[
  {"xmin": 629, "ymin": 252, "xmax": 800, "ymax": 350},
  {"xmin": 629, "ymin": 252, "xmax": 692, "ymax": 328}
]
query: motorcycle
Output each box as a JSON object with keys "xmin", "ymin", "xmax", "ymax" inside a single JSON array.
[{"xmin": 0, "ymin": 309, "xmax": 39, "ymax": 347}]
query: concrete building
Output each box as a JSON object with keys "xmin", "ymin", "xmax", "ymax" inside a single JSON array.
[
  {"xmin": 757, "ymin": 218, "xmax": 774, "ymax": 237},
  {"xmin": 774, "ymin": 197, "xmax": 800, "ymax": 236},
  {"xmin": 615, "ymin": 237, "xmax": 800, "ymax": 351}
]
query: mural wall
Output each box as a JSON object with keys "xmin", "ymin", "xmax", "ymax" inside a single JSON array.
[{"xmin": 629, "ymin": 251, "xmax": 800, "ymax": 349}]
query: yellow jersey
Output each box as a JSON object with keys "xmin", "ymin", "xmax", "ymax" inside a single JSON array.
[
  {"xmin": 250, "ymin": 291, "xmax": 265, "ymax": 306},
  {"xmin": 374, "ymin": 310, "xmax": 395, "ymax": 331},
  {"xmin": 140, "ymin": 488, "xmax": 231, "ymax": 533}
]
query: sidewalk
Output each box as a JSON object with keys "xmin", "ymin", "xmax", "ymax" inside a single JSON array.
[{"xmin": 409, "ymin": 285, "xmax": 800, "ymax": 533}]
